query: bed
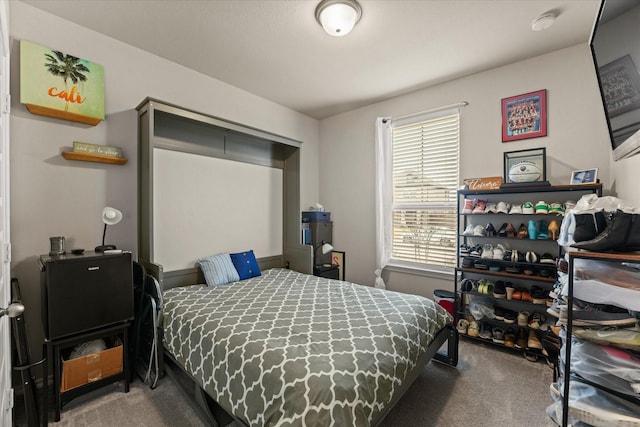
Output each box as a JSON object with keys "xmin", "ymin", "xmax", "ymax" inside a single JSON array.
[
  {"xmin": 160, "ymin": 267, "xmax": 456, "ymax": 427},
  {"xmin": 136, "ymin": 99, "xmax": 458, "ymax": 426}
]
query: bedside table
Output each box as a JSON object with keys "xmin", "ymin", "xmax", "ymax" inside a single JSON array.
[{"xmin": 39, "ymin": 250, "xmax": 133, "ymax": 421}]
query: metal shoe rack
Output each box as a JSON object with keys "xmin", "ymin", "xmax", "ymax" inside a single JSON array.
[{"xmin": 455, "ymin": 184, "xmax": 602, "ymax": 360}]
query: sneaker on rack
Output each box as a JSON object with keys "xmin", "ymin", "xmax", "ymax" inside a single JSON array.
[
  {"xmin": 467, "ymin": 320, "xmax": 480, "ymax": 337},
  {"xmin": 548, "ymin": 202, "xmax": 564, "ymax": 215},
  {"xmin": 462, "ymin": 224, "xmax": 475, "ymax": 236},
  {"xmin": 496, "ymin": 201, "xmax": 511, "ymax": 214},
  {"xmin": 459, "ymin": 244, "xmax": 471, "ymax": 257},
  {"xmin": 535, "ymin": 201, "xmax": 549, "ymax": 214},
  {"xmin": 473, "ymin": 225, "xmax": 486, "ymax": 236},
  {"xmin": 504, "ymin": 328, "xmax": 516, "ymax": 347},
  {"xmin": 493, "ymin": 244, "xmax": 505, "ymax": 260},
  {"xmin": 472, "ymin": 200, "xmax": 487, "ymax": 214},
  {"xmin": 559, "ymin": 299, "xmax": 638, "ymax": 327},
  {"xmin": 530, "ymin": 286, "xmax": 547, "ymax": 304},
  {"xmin": 528, "ymin": 312, "xmax": 546, "ymax": 329},
  {"xmin": 515, "ymin": 328, "xmax": 527, "ymax": 349},
  {"xmin": 522, "ymin": 201, "xmax": 535, "ymax": 214},
  {"xmin": 492, "ymin": 327, "xmax": 505, "ymax": 344},
  {"xmin": 493, "ymin": 280, "xmax": 506, "ymax": 298},
  {"xmin": 456, "ymin": 319, "xmax": 469, "ymax": 335},
  {"xmin": 481, "ymin": 244, "xmax": 494, "ymax": 259},
  {"xmin": 461, "ymin": 257, "xmax": 474, "ymax": 268},
  {"xmin": 572, "ymin": 326, "xmax": 640, "ymax": 351},
  {"xmin": 469, "ymin": 245, "xmax": 483, "ymax": 258},
  {"xmin": 564, "ymin": 200, "xmax": 576, "ymax": 212},
  {"xmin": 479, "ymin": 322, "xmax": 493, "ymax": 339},
  {"xmin": 527, "ymin": 329, "xmax": 542, "ymax": 349},
  {"xmin": 462, "ymin": 198, "xmax": 476, "ymax": 214},
  {"xmin": 485, "ymin": 202, "xmax": 497, "ymax": 213},
  {"xmin": 517, "ymin": 311, "xmax": 530, "ymax": 327},
  {"xmin": 547, "ymin": 300, "xmax": 566, "ymax": 319},
  {"xmin": 509, "ymin": 204, "xmax": 523, "ymax": 214}
]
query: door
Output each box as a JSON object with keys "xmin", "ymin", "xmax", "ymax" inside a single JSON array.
[{"xmin": 0, "ymin": 0, "xmax": 11, "ymax": 425}]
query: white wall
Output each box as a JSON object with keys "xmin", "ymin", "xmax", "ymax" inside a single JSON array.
[
  {"xmin": 319, "ymin": 44, "xmax": 612, "ymax": 298},
  {"xmin": 9, "ymin": 1, "xmax": 319, "ymax": 356}
]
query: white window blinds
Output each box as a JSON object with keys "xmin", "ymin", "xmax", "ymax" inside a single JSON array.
[{"xmin": 391, "ymin": 112, "xmax": 459, "ymax": 269}]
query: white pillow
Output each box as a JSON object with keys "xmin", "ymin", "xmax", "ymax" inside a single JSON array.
[{"xmin": 198, "ymin": 253, "xmax": 240, "ymax": 286}]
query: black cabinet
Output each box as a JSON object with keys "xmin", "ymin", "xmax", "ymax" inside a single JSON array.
[
  {"xmin": 39, "ymin": 251, "xmax": 133, "ymax": 421},
  {"xmin": 41, "ymin": 251, "xmax": 134, "ymax": 340}
]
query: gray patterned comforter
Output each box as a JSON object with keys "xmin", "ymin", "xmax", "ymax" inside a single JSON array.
[{"xmin": 163, "ymin": 268, "xmax": 451, "ymax": 427}]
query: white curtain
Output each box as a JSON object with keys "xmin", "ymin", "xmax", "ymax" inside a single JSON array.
[{"xmin": 374, "ymin": 117, "xmax": 392, "ymax": 289}]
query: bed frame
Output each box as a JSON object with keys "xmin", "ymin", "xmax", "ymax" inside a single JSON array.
[{"xmin": 136, "ymin": 99, "xmax": 458, "ymax": 426}]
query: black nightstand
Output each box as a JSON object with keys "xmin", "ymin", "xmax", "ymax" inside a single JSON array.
[
  {"xmin": 313, "ymin": 265, "xmax": 339, "ymax": 279},
  {"xmin": 39, "ymin": 250, "xmax": 133, "ymax": 421}
]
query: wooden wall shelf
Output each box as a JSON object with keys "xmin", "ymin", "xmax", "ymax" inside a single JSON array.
[
  {"xmin": 61, "ymin": 151, "xmax": 127, "ymax": 165},
  {"xmin": 26, "ymin": 104, "xmax": 102, "ymax": 126}
]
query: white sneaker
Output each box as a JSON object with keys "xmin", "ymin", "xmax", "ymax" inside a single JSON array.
[
  {"xmin": 496, "ymin": 201, "xmax": 510, "ymax": 214},
  {"xmin": 481, "ymin": 244, "xmax": 494, "ymax": 259},
  {"xmin": 509, "ymin": 205, "xmax": 523, "ymax": 214},
  {"xmin": 462, "ymin": 224, "xmax": 475, "ymax": 236},
  {"xmin": 473, "ymin": 225, "xmax": 486, "ymax": 236},
  {"xmin": 522, "ymin": 202, "xmax": 535, "ymax": 214},
  {"xmin": 493, "ymin": 244, "xmax": 505, "ymax": 260}
]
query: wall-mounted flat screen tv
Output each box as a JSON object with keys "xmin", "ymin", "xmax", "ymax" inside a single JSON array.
[{"xmin": 590, "ymin": 0, "xmax": 640, "ymax": 161}]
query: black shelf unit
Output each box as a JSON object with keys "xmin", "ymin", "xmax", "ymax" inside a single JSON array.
[{"xmin": 455, "ymin": 184, "xmax": 603, "ymax": 359}]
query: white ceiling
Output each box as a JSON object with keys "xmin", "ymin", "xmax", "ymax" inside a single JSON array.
[{"xmin": 21, "ymin": 0, "xmax": 602, "ymax": 119}]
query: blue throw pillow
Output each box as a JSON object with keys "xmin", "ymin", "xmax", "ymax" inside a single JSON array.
[
  {"xmin": 198, "ymin": 253, "xmax": 240, "ymax": 286},
  {"xmin": 230, "ymin": 250, "xmax": 261, "ymax": 280}
]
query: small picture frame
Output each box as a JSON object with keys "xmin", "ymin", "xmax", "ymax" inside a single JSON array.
[
  {"xmin": 502, "ymin": 89, "xmax": 547, "ymax": 142},
  {"xmin": 502, "ymin": 147, "xmax": 548, "ymax": 187},
  {"xmin": 331, "ymin": 251, "xmax": 345, "ymax": 281},
  {"xmin": 570, "ymin": 168, "xmax": 598, "ymax": 185}
]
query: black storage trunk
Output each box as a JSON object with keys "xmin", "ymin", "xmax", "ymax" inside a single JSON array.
[{"xmin": 40, "ymin": 251, "xmax": 134, "ymax": 340}]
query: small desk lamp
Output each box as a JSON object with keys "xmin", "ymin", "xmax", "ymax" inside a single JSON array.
[
  {"xmin": 95, "ymin": 207, "xmax": 123, "ymax": 252},
  {"xmin": 314, "ymin": 241, "xmax": 334, "ymax": 266}
]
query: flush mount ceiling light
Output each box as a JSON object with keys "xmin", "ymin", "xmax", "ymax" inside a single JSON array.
[
  {"xmin": 315, "ymin": 0, "xmax": 362, "ymax": 37},
  {"xmin": 531, "ymin": 12, "xmax": 557, "ymax": 32}
]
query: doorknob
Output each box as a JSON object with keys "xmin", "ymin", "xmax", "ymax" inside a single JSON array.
[{"xmin": 0, "ymin": 302, "xmax": 24, "ymax": 318}]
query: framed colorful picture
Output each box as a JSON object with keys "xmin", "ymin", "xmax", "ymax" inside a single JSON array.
[
  {"xmin": 20, "ymin": 40, "xmax": 105, "ymax": 126},
  {"xmin": 502, "ymin": 89, "xmax": 547, "ymax": 142}
]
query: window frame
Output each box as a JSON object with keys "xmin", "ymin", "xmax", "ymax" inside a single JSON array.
[{"xmin": 381, "ymin": 108, "xmax": 461, "ymax": 276}]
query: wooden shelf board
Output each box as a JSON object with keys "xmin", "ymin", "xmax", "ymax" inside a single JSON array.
[
  {"xmin": 26, "ymin": 103, "xmax": 102, "ymax": 126},
  {"xmin": 61, "ymin": 151, "xmax": 127, "ymax": 165}
]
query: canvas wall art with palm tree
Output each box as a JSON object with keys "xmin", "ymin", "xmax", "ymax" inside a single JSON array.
[{"xmin": 20, "ymin": 40, "xmax": 104, "ymax": 125}]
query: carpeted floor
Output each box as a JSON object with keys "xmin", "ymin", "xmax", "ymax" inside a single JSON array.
[{"xmin": 15, "ymin": 339, "xmax": 556, "ymax": 427}]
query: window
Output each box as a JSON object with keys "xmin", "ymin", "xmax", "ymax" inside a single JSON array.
[{"xmin": 382, "ymin": 110, "xmax": 460, "ymax": 273}]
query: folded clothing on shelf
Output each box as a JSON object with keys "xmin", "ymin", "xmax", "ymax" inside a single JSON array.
[
  {"xmin": 547, "ymin": 379, "xmax": 640, "ymax": 427},
  {"xmin": 573, "ymin": 279, "xmax": 640, "ymax": 312},
  {"xmin": 561, "ymin": 334, "xmax": 640, "ymax": 398}
]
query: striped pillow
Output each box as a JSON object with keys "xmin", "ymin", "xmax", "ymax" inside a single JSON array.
[{"xmin": 198, "ymin": 253, "xmax": 240, "ymax": 286}]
